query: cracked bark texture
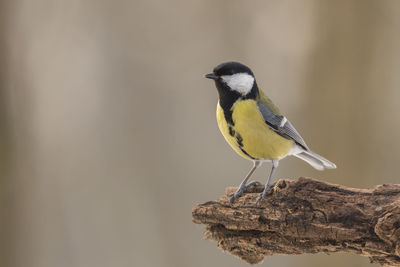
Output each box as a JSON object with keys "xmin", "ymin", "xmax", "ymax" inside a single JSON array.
[{"xmin": 192, "ymin": 178, "xmax": 400, "ymax": 266}]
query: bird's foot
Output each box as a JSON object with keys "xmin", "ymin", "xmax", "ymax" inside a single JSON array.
[
  {"xmin": 229, "ymin": 191, "xmax": 243, "ymax": 205},
  {"xmin": 256, "ymin": 182, "xmax": 276, "ymax": 203},
  {"xmin": 229, "ymin": 181, "xmax": 262, "ymax": 204}
]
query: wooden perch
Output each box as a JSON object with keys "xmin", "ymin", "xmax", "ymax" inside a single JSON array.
[{"xmin": 192, "ymin": 177, "xmax": 400, "ymax": 266}]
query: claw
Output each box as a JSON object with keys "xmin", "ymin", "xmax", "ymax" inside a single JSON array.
[
  {"xmin": 229, "ymin": 191, "xmax": 242, "ymax": 204},
  {"xmin": 229, "ymin": 181, "xmax": 265, "ymax": 205},
  {"xmin": 256, "ymin": 182, "xmax": 276, "ymax": 203},
  {"xmin": 256, "ymin": 191, "xmax": 267, "ymax": 203},
  {"xmin": 229, "ymin": 181, "xmax": 261, "ymax": 204}
]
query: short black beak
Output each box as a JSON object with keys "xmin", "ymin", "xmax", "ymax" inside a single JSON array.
[{"xmin": 205, "ymin": 73, "xmax": 218, "ymax": 80}]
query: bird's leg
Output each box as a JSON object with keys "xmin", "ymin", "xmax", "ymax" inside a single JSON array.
[
  {"xmin": 229, "ymin": 161, "xmax": 262, "ymax": 204},
  {"xmin": 257, "ymin": 159, "xmax": 279, "ymax": 203}
]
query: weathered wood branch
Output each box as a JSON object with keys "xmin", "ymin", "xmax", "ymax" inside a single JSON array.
[{"xmin": 192, "ymin": 178, "xmax": 400, "ymax": 266}]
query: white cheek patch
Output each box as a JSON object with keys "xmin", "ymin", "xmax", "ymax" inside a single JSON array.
[{"xmin": 221, "ymin": 73, "xmax": 254, "ymax": 95}]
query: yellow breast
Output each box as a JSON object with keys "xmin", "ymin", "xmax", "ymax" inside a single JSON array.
[{"xmin": 216, "ymin": 99, "xmax": 293, "ymax": 160}]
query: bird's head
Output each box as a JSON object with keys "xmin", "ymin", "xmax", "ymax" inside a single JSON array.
[{"xmin": 205, "ymin": 61, "xmax": 257, "ymax": 98}]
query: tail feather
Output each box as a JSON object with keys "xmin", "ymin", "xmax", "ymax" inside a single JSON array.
[{"xmin": 294, "ymin": 150, "xmax": 336, "ymax": 171}]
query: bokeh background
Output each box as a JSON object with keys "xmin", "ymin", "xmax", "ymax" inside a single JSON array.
[{"xmin": 1, "ymin": 0, "xmax": 400, "ymax": 266}]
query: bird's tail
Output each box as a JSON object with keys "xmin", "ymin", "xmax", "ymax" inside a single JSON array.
[{"xmin": 294, "ymin": 150, "xmax": 336, "ymax": 171}]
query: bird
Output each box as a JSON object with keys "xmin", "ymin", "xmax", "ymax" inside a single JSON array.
[{"xmin": 205, "ymin": 61, "xmax": 336, "ymax": 203}]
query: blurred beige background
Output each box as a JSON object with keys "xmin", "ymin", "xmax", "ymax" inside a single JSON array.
[{"xmin": 1, "ymin": 0, "xmax": 400, "ymax": 267}]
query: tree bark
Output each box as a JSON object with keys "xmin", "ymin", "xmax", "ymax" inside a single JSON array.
[{"xmin": 192, "ymin": 178, "xmax": 400, "ymax": 266}]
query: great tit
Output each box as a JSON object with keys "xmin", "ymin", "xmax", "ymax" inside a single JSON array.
[{"xmin": 205, "ymin": 61, "xmax": 336, "ymax": 203}]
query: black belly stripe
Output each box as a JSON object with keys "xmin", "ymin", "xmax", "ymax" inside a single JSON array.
[
  {"xmin": 236, "ymin": 134, "xmax": 244, "ymax": 147},
  {"xmin": 235, "ymin": 132, "xmax": 256, "ymax": 160},
  {"xmin": 228, "ymin": 125, "xmax": 235, "ymax": 137},
  {"xmin": 216, "ymin": 81, "xmax": 260, "ymax": 160},
  {"xmin": 239, "ymin": 147, "xmax": 256, "ymax": 160}
]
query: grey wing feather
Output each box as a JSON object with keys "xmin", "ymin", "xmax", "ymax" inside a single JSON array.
[{"xmin": 257, "ymin": 103, "xmax": 309, "ymax": 150}]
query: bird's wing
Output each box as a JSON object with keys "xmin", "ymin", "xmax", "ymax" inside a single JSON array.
[{"xmin": 257, "ymin": 101, "xmax": 309, "ymax": 151}]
